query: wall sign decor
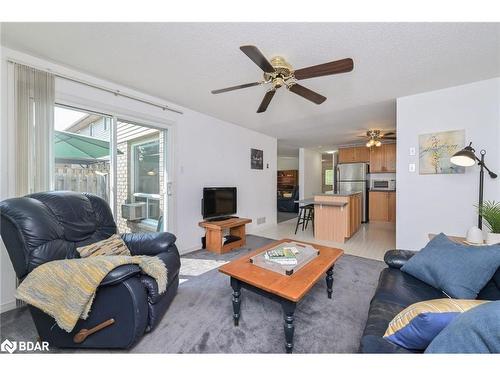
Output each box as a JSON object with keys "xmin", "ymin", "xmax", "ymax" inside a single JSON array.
[
  {"xmin": 250, "ymin": 148, "xmax": 264, "ymax": 170},
  {"xmin": 419, "ymin": 130, "xmax": 465, "ymax": 174}
]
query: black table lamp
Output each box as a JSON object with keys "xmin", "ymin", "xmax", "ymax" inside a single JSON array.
[{"xmin": 450, "ymin": 142, "xmax": 498, "ymax": 229}]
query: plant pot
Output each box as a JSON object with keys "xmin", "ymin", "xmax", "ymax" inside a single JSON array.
[{"xmin": 485, "ymin": 232, "xmax": 500, "ymax": 245}]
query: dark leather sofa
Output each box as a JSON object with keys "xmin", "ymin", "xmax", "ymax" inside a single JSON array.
[
  {"xmin": 277, "ymin": 186, "xmax": 299, "ymax": 213},
  {"xmin": 0, "ymin": 191, "xmax": 181, "ymax": 349},
  {"xmin": 360, "ymin": 249, "xmax": 500, "ymax": 353}
]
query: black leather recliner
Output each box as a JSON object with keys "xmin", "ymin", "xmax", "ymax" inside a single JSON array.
[{"xmin": 0, "ymin": 191, "xmax": 181, "ymax": 349}]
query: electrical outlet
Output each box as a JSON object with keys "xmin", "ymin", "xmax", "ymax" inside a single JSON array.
[
  {"xmin": 257, "ymin": 217, "xmax": 266, "ymax": 225},
  {"xmin": 409, "ymin": 163, "xmax": 416, "ymax": 172},
  {"xmin": 409, "ymin": 147, "xmax": 416, "ymax": 156}
]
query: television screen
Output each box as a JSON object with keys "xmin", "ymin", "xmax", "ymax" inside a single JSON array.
[{"xmin": 202, "ymin": 187, "xmax": 237, "ymax": 219}]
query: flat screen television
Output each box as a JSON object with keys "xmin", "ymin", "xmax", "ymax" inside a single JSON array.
[{"xmin": 202, "ymin": 187, "xmax": 237, "ymax": 220}]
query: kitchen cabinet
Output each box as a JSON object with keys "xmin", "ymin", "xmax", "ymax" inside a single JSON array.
[
  {"xmin": 369, "ymin": 147, "xmax": 385, "ymax": 173},
  {"xmin": 388, "ymin": 191, "xmax": 396, "ymax": 223},
  {"xmin": 369, "ymin": 143, "xmax": 396, "ymax": 173},
  {"xmin": 338, "ymin": 146, "xmax": 370, "ymax": 163},
  {"xmin": 384, "ymin": 143, "xmax": 397, "ymax": 172},
  {"xmin": 338, "ymin": 147, "xmax": 355, "ymax": 163},
  {"xmin": 369, "ymin": 191, "xmax": 396, "ymax": 222}
]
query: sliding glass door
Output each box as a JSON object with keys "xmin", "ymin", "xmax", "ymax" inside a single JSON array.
[
  {"xmin": 52, "ymin": 105, "xmax": 171, "ymax": 233},
  {"xmin": 115, "ymin": 119, "xmax": 169, "ymax": 233},
  {"xmin": 53, "ymin": 105, "xmax": 112, "ymax": 203}
]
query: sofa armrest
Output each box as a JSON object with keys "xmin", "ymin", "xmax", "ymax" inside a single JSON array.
[
  {"xmin": 384, "ymin": 249, "xmax": 417, "ymax": 269},
  {"xmin": 100, "ymin": 264, "xmax": 142, "ymax": 286},
  {"xmin": 360, "ymin": 335, "xmax": 413, "ymax": 354},
  {"xmin": 121, "ymin": 232, "xmax": 177, "ymax": 256}
]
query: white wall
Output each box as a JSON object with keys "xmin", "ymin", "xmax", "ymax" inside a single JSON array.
[
  {"xmin": 0, "ymin": 47, "xmax": 277, "ymax": 311},
  {"xmin": 277, "ymin": 156, "xmax": 299, "ymax": 171},
  {"xmin": 298, "ymin": 148, "xmax": 323, "ymax": 200},
  {"xmin": 176, "ymin": 112, "xmax": 276, "ymax": 251},
  {"xmin": 396, "ymin": 78, "xmax": 500, "ymax": 250},
  {"xmin": 0, "ymin": 42, "xmax": 18, "ymax": 313}
]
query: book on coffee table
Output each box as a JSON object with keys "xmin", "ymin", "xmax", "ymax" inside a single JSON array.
[{"xmin": 250, "ymin": 241, "xmax": 319, "ymax": 276}]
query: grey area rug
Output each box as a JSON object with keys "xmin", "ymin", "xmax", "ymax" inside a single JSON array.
[{"xmin": 0, "ymin": 235, "xmax": 385, "ymax": 353}]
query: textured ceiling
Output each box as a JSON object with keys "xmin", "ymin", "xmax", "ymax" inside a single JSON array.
[{"xmin": 2, "ymin": 22, "xmax": 499, "ymax": 156}]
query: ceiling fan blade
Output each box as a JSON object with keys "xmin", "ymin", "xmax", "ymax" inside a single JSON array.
[
  {"xmin": 240, "ymin": 45, "xmax": 275, "ymax": 73},
  {"xmin": 288, "ymin": 84, "xmax": 326, "ymax": 104},
  {"xmin": 384, "ymin": 136, "xmax": 397, "ymax": 140},
  {"xmin": 257, "ymin": 90, "xmax": 276, "ymax": 113},
  {"xmin": 211, "ymin": 82, "xmax": 261, "ymax": 94},
  {"xmin": 294, "ymin": 58, "xmax": 354, "ymax": 80},
  {"xmin": 383, "ymin": 132, "xmax": 396, "ymax": 137}
]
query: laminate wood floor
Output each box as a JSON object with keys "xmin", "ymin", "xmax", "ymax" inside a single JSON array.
[{"xmin": 251, "ymin": 219, "xmax": 395, "ymax": 261}]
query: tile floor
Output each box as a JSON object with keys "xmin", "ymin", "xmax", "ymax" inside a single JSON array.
[{"xmin": 252, "ymin": 218, "xmax": 396, "ymax": 261}]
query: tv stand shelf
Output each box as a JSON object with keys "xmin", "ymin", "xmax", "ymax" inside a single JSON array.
[{"xmin": 199, "ymin": 217, "xmax": 252, "ymax": 254}]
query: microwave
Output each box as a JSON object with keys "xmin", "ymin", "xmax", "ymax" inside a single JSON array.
[{"xmin": 371, "ymin": 179, "xmax": 396, "ymax": 190}]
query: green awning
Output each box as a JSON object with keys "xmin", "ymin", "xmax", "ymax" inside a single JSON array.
[{"xmin": 54, "ymin": 130, "xmax": 120, "ymax": 164}]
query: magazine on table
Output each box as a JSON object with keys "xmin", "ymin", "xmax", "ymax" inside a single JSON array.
[{"xmin": 250, "ymin": 241, "xmax": 320, "ymax": 276}]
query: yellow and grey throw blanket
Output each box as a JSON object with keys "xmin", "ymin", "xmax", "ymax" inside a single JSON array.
[{"xmin": 15, "ymin": 235, "xmax": 167, "ymax": 333}]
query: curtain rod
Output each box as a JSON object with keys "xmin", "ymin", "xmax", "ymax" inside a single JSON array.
[{"xmin": 7, "ymin": 59, "xmax": 183, "ymax": 115}]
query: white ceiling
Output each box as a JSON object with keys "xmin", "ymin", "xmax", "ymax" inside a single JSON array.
[{"xmin": 2, "ymin": 23, "xmax": 499, "ymax": 156}]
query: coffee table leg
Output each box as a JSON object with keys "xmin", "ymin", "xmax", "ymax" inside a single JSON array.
[
  {"xmin": 230, "ymin": 277, "xmax": 241, "ymax": 326},
  {"xmin": 326, "ymin": 266, "xmax": 334, "ymax": 299},
  {"xmin": 282, "ymin": 300, "xmax": 296, "ymax": 353}
]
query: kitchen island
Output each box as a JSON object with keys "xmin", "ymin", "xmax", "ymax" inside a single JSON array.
[{"xmin": 311, "ymin": 192, "xmax": 362, "ymax": 243}]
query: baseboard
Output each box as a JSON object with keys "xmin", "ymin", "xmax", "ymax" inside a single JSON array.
[
  {"xmin": 247, "ymin": 221, "xmax": 276, "ymax": 234},
  {"xmin": 0, "ymin": 299, "xmax": 17, "ymax": 313},
  {"xmin": 178, "ymin": 245, "xmax": 201, "ymax": 256}
]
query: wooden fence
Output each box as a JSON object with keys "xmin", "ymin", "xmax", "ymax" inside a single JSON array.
[{"xmin": 54, "ymin": 163, "xmax": 110, "ymax": 202}]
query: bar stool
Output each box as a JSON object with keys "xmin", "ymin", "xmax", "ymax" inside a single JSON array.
[{"xmin": 294, "ymin": 204, "xmax": 315, "ymax": 234}]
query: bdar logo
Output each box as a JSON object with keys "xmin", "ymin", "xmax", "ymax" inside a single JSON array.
[{"xmin": 1, "ymin": 339, "xmax": 17, "ymax": 354}]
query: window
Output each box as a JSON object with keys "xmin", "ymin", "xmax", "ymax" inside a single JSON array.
[
  {"xmin": 131, "ymin": 139, "xmax": 160, "ymax": 195},
  {"xmin": 325, "ymin": 169, "xmax": 334, "ymax": 185},
  {"xmin": 130, "ymin": 137, "xmax": 161, "ymax": 223}
]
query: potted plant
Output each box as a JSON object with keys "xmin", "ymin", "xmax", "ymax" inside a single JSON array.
[{"xmin": 477, "ymin": 201, "xmax": 500, "ymax": 244}]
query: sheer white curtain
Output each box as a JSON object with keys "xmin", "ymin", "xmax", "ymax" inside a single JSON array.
[{"xmin": 14, "ymin": 64, "xmax": 55, "ymax": 196}]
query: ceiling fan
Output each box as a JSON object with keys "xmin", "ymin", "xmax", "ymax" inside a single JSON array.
[
  {"xmin": 211, "ymin": 45, "xmax": 354, "ymax": 113},
  {"xmin": 360, "ymin": 130, "xmax": 397, "ymax": 148}
]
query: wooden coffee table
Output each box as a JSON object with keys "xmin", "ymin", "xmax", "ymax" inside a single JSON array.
[{"xmin": 218, "ymin": 239, "xmax": 343, "ymax": 353}]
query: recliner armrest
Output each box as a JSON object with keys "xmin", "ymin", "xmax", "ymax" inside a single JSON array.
[
  {"xmin": 121, "ymin": 232, "xmax": 177, "ymax": 256},
  {"xmin": 100, "ymin": 264, "xmax": 142, "ymax": 286},
  {"xmin": 384, "ymin": 249, "xmax": 417, "ymax": 269}
]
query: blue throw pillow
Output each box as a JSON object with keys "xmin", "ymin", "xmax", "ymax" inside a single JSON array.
[
  {"xmin": 384, "ymin": 299, "xmax": 488, "ymax": 350},
  {"xmin": 401, "ymin": 233, "xmax": 500, "ymax": 299},
  {"xmin": 425, "ymin": 301, "xmax": 500, "ymax": 353}
]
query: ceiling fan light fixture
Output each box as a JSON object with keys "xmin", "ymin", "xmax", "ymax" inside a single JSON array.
[
  {"xmin": 366, "ymin": 139, "xmax": 374, "ymax": 148},
  {"xmin": 211, "ymin": 45, "xmax": 354, "ymax": 113},
  {"xmin": 375, "ymin": 140, "xmax": 382, "ymax": 147}
]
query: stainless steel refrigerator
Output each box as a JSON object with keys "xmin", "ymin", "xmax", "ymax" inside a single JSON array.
[{"xmin": 336, "ymin": 163, "xmax": 369, "ymax": 222}]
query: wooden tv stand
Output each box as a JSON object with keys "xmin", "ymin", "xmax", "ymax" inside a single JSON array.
[{"xmin": 199, "ymin": 217, "xmax": 252, "ymax": 254}]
